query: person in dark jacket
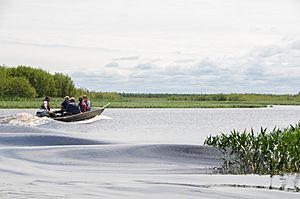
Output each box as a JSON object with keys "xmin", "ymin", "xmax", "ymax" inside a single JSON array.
[
  {"xmin": 65, "ymin": 97, "xmax": 81, "ymax": 115},
  {"xmin": 61, "ymin": 96, "xmax": 70, "ymax": 110},
  {"xmin": 54, "ymin": 95, "xmax": 70, "ymax": 115}
]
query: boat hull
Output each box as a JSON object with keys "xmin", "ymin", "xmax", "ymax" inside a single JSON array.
[{"xmin": 53, "ymin": 108, "xmax": 104, "ymax": 122}]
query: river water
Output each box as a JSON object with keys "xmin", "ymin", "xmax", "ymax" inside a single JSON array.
[
  {"xmin": 1, "ymin": 106, "xmax": 300, "ymax": 144},
  {"xmin": 0, "ymin": 106, "xmax": 299, "ymax": 198}
]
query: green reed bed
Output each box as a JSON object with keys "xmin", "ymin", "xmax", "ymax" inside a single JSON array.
[
  {"xmin": 92, "ymin": 100, "xmax": 266, "ymax": 108},
  {"xmin": 204, "ymin": 123, "xmax": 300, "ymax": 190},
  {"xmin": 0, "ymin": 98, "xmax": 63, "ymax": 109},
  {"xmin": 0, "ymin": 97, "xmax": 267, "ymax": 108}
]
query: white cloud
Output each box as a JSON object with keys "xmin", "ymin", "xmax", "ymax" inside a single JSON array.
[
  {"xmin": 134, "ymin": 63, "xmax": 155, "ymax": 70},
  {"xmin": 290, "ymin": 40, "xmax": 300, "ymax": 49},
  {"xmin": 113, "ymin": 56, "xmax": 139, "ymax": 61},
  {"xmin": 0, "ymin": 0, "xmax": 300, "ymax": 93},
  {"xmin": 104, "ymin": 62, "xmax": 119, "ymax": 68}
]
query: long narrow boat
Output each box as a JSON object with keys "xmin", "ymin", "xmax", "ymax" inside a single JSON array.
[{"xmin": 52, "ymin": 108, "xmax": 105, "ymax": 122}]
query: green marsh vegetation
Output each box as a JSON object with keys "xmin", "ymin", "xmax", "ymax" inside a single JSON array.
[
  {"xmin": 2, "ymin": 92, "xmax": 300, "ymax": 109},
  {"xmin": 204, "ymin": 124, "xmax": 300, "ymax": 191},
  {"xmin": 1, "ymin": 65, "xmax": 300, "ymax": 108}
]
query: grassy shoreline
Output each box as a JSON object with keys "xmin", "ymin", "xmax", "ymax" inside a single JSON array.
[{"xmin": 1, "ymin": 97, "xmax": 300, "ymax": 108}]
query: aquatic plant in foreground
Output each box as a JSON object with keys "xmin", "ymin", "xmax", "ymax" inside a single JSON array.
[{"xmin": 204, "ymin": 123, "xmax": 300, "ymax": 190}]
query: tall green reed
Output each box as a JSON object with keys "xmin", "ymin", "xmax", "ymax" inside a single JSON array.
[{"xmin": 204, "ymin": 123, "xmax": 300, "ymax": 178}]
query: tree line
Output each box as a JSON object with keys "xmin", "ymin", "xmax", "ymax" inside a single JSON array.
[
  {"xmin": 167, "ymin": 93, "xmax": 300, "ymax": 102},
  {"xmin": 0, "ymin": 65, "xmax": 76, "ymax": 98},
  {"xmin": 0, "ymin": 65, "xmax": 122, "ymax": 100},
  {"xmin": 1, "ymin": 65, "xmax": 300, "ymax": 102},
  {"xmin": 121, "ymin": 93, "xmax": 300, "ymax": 102}
]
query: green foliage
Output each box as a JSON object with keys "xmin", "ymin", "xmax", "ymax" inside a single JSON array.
[
  {"xmin": 7, "ymin": 65, "xmax": 57, "ymax": 97},
  {"xmin": 85, "ymin": 92, "xmax": 122, "ymax": 100},
  {"xmin": 72, "ymin": 88, "xmax": 122, "ymax": 100},
  {"xmin": 1, "ymin": 65, "xmax": 300, "ymax": 107},
  {"xmin": 53, "ymin": 72, "xmax": 76, "ymax": 97},
  {"xmin": 167, "ymin": 93, "xmax": 299, "ymax": 102},
  {"xmin": 0, "ymin": 97, "xmax": 267, "ymax": 109},
  {"xmin": 0, "ymin": 65, "xmax": 77, "ymax": 98},
  {"xmin": 2, "ymin": 77, "xmax": 37, "ymax": 98},
  {"xmin": 204, "ymin": 124, "xmax": 300, "ymax": 176}
]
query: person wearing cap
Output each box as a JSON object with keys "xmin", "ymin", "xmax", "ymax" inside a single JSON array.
[{"xmin": 65, "ymin": 97, "xmax": 81, "ymax": 115}]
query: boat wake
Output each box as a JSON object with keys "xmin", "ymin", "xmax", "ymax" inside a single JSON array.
[
  {"xmin": 0, "ymin": 122, "xmax": 222, "ymax": 172},
  {"xmin": 74, "ymin": 114, "xmax": 112, "ymax": 124},
  {"xmin": 0, "ymin": 128, "xmax": 298, "ymax": 199},
  {"xmin": 0, "ymin": 113, "xmax": 50, "ymax": 126},
  {"xmin": 0, "ymin": 111, "xmax": 299, "ymax": 199},
  {"xmin": 0, "ymin": 113, "xmax": 112, "ymax": 126}
]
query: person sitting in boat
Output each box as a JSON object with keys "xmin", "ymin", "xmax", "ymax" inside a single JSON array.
[
  {"xmin": 65, "ymin": 97, "xmax": 81, "ymax": 115},
  {"xmin": 51, "ymin": 95, "xmax": 70, "ymax": 115},
  {"xmin": 82, "ymin": 95, "xmax": 91, "ymax": 111},
  {"xmin": 61, "ymin": 96, "xmax": 70, "ymax": 110},
  {"xmin": 78, "ymin": 97, "xmax": 87, "ymax": 113},
  {"xmin": 42, "ymin": 96, "xmax": 51, "ymax": 111},
  {"xmin": 36, "ymin": 96, "xmax": 51, "ymax": 117}
]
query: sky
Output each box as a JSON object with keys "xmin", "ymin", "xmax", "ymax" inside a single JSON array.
[{"xmin": 0, "ymin": 0, "xmax": 300, "ymax": 94}]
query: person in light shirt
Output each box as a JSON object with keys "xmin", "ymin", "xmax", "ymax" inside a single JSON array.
[
  {"xmin": 36, "ymin": 96, "xmax": 51, "ymax": 117},
  {"xmin": 41, "ymin": 96, "xmax": 51, "ymax": 111}
]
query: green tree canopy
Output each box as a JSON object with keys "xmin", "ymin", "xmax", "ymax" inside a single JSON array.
[
  {"xmin": 3, "ymin": 77, "xmax": 37, "ymax": 98},
  {"xmin": 53, "ymin": 72, "xmax": 76, "ymax": 97},
  {"xmin": 0, "ymin": 65, "xmax": 77, "ymax": 98},
  {"xmin": 8, "ymin": 66, "xmax": 57, "ymax": 97}
]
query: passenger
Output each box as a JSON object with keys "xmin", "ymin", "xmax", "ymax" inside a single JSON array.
[
  {"xmin": 83, "ymin": 95, "xmax": 91, "ymax": 111},
  {"xmin": 36, "ymin": 96, "xmax": 51, "ymax": 117},
  {"xmin": 65, "ymin": 97, "xmax": 81, "ymax": 115},
  {"xmin": 61, "ymin": 96, "xmax": 70, "ymax": 110},
  {"xmin": 78, "ymin": 97, "xmax": 87, "ymax": 113},
  {"xmin": 41, "ymin": 96, "xmax": 51, "ymax": 111}
]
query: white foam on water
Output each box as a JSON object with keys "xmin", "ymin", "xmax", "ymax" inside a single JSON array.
[
  {"xmin": 7, "ymin": 113, "xmax": 50, "ymax": 126},
  {"xmin": 99, "ymin": 115, "xmax": 113, "ymax": 120},
  {"xmin": 74, "ymin": 114, "xmax": 112, "ymax": 124}
]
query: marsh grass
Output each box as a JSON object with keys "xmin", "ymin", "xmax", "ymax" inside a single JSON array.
[
  {"xmin": 2, "ymin": 93, "xmax": 300, "ymax": 108},
  {"xmin": 204, "ymin": 123, "xmax": 300, "ymax": 191},
  {"xmin": 0, "ymin": 97, "xmax": 267, "ymax": 108}
]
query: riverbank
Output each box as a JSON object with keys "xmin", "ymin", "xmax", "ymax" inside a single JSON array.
[{"xmin": 1, "ymin": 97, "xmax": 300, "ymax": 108}]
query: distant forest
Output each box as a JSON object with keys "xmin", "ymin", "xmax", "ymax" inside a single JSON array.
[
  {"xmin": 1, "ymin": 65, "xmax": 300, "ymax": 102},
  {"xmin": 0, "ymin": 65, "xmax": 121, "ymax": 99},
  {"xmin": 1, "ymin": 65, "xmax": 76, "ymax": 98}
]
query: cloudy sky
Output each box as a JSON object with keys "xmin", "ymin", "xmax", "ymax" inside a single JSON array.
[{"xmin": 0, "ymin": 0, "xmax": 300, "ymax": 93}]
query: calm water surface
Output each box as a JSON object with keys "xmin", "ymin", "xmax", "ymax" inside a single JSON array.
[{"xmin": 1, "ymin": 106, "xmax": 300, "ymax": 144}]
